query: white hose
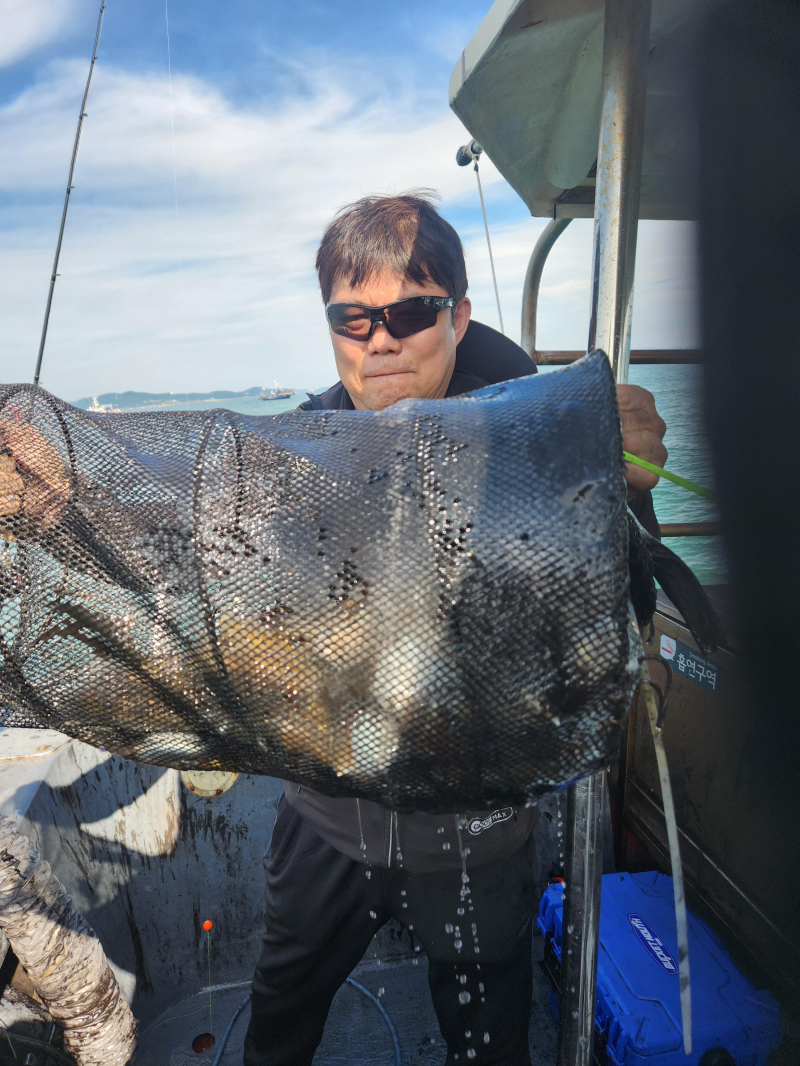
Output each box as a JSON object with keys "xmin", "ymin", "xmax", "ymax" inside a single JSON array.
[{"xmin": 0, "ymin": 816, "xmax": 137, "ymax": 1066}]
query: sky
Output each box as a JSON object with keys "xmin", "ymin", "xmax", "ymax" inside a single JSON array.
[{"xmin": 0, "ymin": 0, "xmax": 699, "ymax": 401}]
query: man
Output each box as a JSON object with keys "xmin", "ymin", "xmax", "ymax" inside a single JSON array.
[
  {"xmin": 0, "ymin": 192, "xmax": 666, "ymax": 1066},
  {"xmin": 241, "ymin": 193, "xmax": 666, "ymax": 1066}
]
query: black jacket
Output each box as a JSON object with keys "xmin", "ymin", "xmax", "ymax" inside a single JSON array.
[
  {"xmin": 286, "ymin": 320, "xmax": 657, "ymax": 871},
  {"xmin": 298, "ymin": 321, "xmax": 659, "ymax": 538},
  {"xmin": 299, "ymin": 319, "xmax": 544, "ymax": 411}
]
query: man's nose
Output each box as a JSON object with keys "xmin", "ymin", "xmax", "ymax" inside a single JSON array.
[{"xmin": 367, "ymin": 321, "xmax": 400, "ymax": 354}]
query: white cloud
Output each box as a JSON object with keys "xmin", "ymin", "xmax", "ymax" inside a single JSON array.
[
  {"xmin": 0, "ymin": 55, "xmax": 507, "ymax": 398},
  {"xmin": 0, "ymin": 0, "xmax": 76, "ymax": 68},
  {"xmin": 0, "ymin": 51, "xmax": 697, "ymax": 401},
  {"xmin": 420, "ymin": 17, "xmax": 486, "ymax": 65}
]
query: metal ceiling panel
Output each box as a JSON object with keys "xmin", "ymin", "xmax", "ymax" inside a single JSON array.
[{"xmin": 450, "ymin": 0, "xmax": 714, "ymax": 219}]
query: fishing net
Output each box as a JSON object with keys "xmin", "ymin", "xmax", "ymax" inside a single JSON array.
[{"xmin": 0, "ymin": 353, "xmax": 639, "ymax": 812}]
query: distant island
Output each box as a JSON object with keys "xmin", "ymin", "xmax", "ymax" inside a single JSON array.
[{"xmin": 72, "ymin": 387, "xmax": 298, "ymax": 411}]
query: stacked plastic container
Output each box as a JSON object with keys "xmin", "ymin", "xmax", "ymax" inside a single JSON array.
[{"xmin": 537, "ymin": 871, "xmax": 781, "ymax": 1065}]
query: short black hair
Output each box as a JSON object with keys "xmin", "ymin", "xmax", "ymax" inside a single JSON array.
[{"xmin": 316, "ymin": 191, "xmax": 468, "ymax": 305}]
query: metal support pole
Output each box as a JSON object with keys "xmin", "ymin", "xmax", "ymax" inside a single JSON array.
[
  {"xmin": 557, "ymin": 774, "xmax": 606, "ymax": 1066},
  {"xmin": 559, "ymin": 3, "xmax": 651, "ymax": 1064},
  {"xmin": 587, "ymin": 0, "xmax": 652, "ymax": 384},
  {"xmin": 520, "ymin": 217, "xmax": 572, "ymax": 358}
]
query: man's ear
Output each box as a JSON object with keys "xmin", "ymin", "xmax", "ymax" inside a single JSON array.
[{"xmin": 454, "ymin": 297, "xmax": 471, "ymax": 345}]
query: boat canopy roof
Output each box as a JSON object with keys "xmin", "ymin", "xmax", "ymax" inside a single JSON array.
[{"xmin": 449, "ymin": 0, "xmax": 711, "ymax": 220}]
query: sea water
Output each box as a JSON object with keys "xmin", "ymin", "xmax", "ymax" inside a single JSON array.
[
  {"xmin": 629, "ymin": 363, "xmax": 725, "ymax": 586},
  {"xmin": 137, "ymin": 364, "xmax": 724, "ymax": 586},
  {"xmin": 540, "ymin": 362, "xmax": 725, "ymax": 586}
]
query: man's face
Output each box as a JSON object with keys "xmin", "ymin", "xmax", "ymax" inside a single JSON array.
[{"xmin": 328, "ymin": 272, "xmax": 471, "ymax": 412}]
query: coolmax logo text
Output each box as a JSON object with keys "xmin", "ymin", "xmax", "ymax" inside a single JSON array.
[{"xmin": 468, "ymin": 807, "xmax": 514, "ymax": 835}]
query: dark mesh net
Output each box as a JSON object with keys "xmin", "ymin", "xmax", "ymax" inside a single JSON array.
[{"xmin": 0, "ymin": 353, "xmax": 639, "ymax": 811}]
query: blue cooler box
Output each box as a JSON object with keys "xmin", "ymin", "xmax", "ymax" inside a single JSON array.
[{"xmin": 537, "ymin": 872, "xmax": 781, "ymax": 1066}]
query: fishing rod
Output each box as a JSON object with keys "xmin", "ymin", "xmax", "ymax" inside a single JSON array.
[
  {"xmin": 624, "ymin": 451, "xmax": 715, "ymax": 501},
  {"xmin": 33, "ymin": 0, "xmax": 107, "ymax": 387}
]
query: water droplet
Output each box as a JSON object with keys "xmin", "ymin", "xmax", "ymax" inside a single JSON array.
[
  {"xmin": 437, "ymin": 826, "xmax": 445, "ymax": 834},
  {"xmin": 474, "ymin": 946, "xmax": 480, "ymax": 954},
  {"xmin": 465, "ymin": 1030, "xmax": 471, "ymax": 1038},
  {"xmin": 442, "ymin": 842, "xmax": 451, "ymax": 851},
  {"xmin": 458, "ymin": 991, "xmax": 471, "ymax": 1004},
  {"xmin": 467, "ymin": 1049, "xmax": 477, "ymax": 1060},
  {"xmin": 369, "ymin": 910, "xmax": 377, "ymax": 919},
  {"xmin": 377, "ymin": 987, "xmax": 385, "ymax": 997},
  {"xmin": 402, "ymin": 902, "xmax": 408, "ymax": 909},
  {"xmin": 461, "ymin": 873, "xmax": 470, "ymax": 883},
  {"xmin": 478, "ymin": 983, "xmax": 484, "ymax": 993},
  {"xmin": 365, "ymin": 870, "xmax": 371, "ymax": 879},
  {"xmin": 483, "ymin": 1032, "xmax": 490, "ymax": 1044},
  {"xmin": 412, "ymin": 958, "xmax": 419, "ymax": 965},
  {"xmin": 459, "ymin": 974, "xmax": 467, "ymax": 984},
  {"xmin": 400, "ymin": 889, "xmax": 407, "ymax": 896},
  {"xmin": 454, "ymin": 939, "xmax": 463, "ymax": 950},
  {"xmin": 445, "ymin": 923, "xmax": 454, "ymax": 934},
  {"xmin": 457, "ymin": 907, "xmax": 465, "ymax": 915},
  {"xmin": 471, "ymin": 923, "xmax": 477, "ymax": 935}
]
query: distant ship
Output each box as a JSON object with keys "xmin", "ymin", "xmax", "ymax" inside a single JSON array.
[
  {"xmin": 87, "ymin": 397, "xmax": 122, "ymax": 413},
  {"xmin": 259, "ymin": 381, "xmax": 295, "ymax": 401}
]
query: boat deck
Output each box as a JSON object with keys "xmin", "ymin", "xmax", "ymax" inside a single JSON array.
[
  {"xmin": 0, "ymin": 736, "xmax": 564, "ymax": 1066},
  {"xmin": 0, "ymin": 937, "xmax": 557, "ymax": 1065},
  {"xmin": 131, "ymin": 940, "xmax": 558, "ymax": 1066}
]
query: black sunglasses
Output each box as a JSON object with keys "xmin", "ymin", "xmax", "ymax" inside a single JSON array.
[{"xmin": 326, "ymin": 296, "xmax": 456, "ymax": 341}]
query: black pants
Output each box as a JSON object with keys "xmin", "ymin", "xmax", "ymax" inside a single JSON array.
[{"xmin": 244, "ymin": 799, "xmax": 535, "ymax": 1066}]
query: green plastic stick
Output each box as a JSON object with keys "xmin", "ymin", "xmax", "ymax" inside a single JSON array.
[{"xmin": 623, "ymin": 451, "xmax": 716, "ymax": 502}]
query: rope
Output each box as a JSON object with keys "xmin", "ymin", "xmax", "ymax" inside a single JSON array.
[
  {"xmin": 623, "ymin": 451, "xmax": 715, "ymax": 502},
  {"xmin": 210, "ymin": 994, "xmax": 251, "ymax": 1066},
  {"xmin": 474, "ymin": 161, "xmax": 505, "ymax": 335},
  {"xmin": 0, "ymin": 1028, "xmax": 74, "ymax": 1066},
  {"xmin": 639, "ymin": 658, "xmax": 692, "ymax": 1054},
  {"xmin": 201, "ymin": 981, "xmax": 401, "ymax": 1065},
  {"xmin": 206, "ymin": 930, "xmax": 213, "ymax": 1036},
  {"xmin": 346, "ymin": 978, "xmax": 402, "ymax": 1066}
]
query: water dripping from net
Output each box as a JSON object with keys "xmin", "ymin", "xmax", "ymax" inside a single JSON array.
[
  {"xmin": 455, "ymin": 813, "xmax": 483, "ymax": 1058},
  {"xmin": 357, "ymin": 799, "xmax": 373, "ymax": 880}
]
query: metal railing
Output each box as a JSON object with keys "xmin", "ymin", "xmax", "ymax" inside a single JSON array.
[
  {"xmin": 660, "ymin": 522, "xmax": 720, "ymax": 537},
  {"xmin": 558, "ymin": 1, "xmax": 652, "ymax": 1061},
  {"xmin": 534, "ymin": 349, "xmax": 702, "ymax": 365},
  {"xmin": 520, "ymin": 117, "xmax": 714, "ymax": 547}
]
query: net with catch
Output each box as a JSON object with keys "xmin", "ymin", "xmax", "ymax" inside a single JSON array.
[{"xmin": 0, "ymin": 353, "xmax": 640, "ymax": 812}]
